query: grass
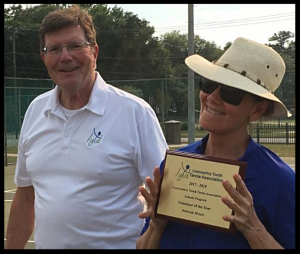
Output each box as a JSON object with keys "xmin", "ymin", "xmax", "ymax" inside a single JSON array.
[
  {"xmin": 181, "ymin": 129, "xmax": 208, "ymax": 138},
  {"xmin": 4, "ymin": 142, "xmax": 295, "ymax": 165},
  {"xmin": 260, "ymin": 144, "xmax": 295, "ymax": 157},
  {"xmin": 4, "ymin": 118, "xmax": 296, "ymax": 164},
  {"xmin": 7, "ymin": 147, "xmax": 18, "ymax": 154},
  {"xmin": 4, "ymin": 156, "xmax": 17, "ymax": 164},
  {"xmin": 179, "ymin": 127, "xmax": 295, "ymax": 157}
]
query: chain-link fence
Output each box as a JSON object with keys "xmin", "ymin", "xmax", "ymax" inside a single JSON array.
[
  {"xmin": 4, "ymin": 77, "xmax": 54, "ymax": 141},
  {"xmin": 4, "ymin": 77, "xmax": 295, "ymax": 165}
]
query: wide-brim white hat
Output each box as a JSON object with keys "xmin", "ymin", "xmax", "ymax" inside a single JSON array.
[{"xmin": 185, "ymin": 37, "xmax": 292, "ymax": 118}]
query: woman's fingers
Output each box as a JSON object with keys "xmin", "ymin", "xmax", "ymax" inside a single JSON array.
[
  {"xmin": 222, "ymin": 174, "xmax": 253, "ymax": 207},
  {"xmin": 233, "ymin": 174, "xmax": 252, "ymax": 200},
  {"xmin": 145, "ymin": 176, "xmax": 159, "ymax": 197},
  {"xmin": 139, "ymin": 185, "xmax": 152, "ymax": 201},
  {"xmin": 153, "ymin": 166, "xmax": 161, "ymax": 188},
  {"xmin": 222, "ymin": 178, "xmax": 243, "ymax": 204},
  {"xmin": 138, "ymin": 167, "xmax": 161, "ymax": 219},
  {"xmin": 221, "ymin": 174, "xmax": 257, "ymax": 233}
]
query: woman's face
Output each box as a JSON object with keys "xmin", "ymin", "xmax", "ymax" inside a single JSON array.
[{"xmin": 199, "ymin": 86, "xmax": 267, "ymax": 135}]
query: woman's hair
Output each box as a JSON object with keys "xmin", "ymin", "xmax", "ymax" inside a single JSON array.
[
  {"xmin": 39, "ymin": 4, "xmax": 97, "ymax": 51},
  {"xmin": 252, "ymin": 94, "xmax": 275, "ymax": 118}
]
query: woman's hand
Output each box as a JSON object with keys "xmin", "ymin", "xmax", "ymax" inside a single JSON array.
[
  {"xmin": 221, "ymin": 174, "xmax": 284, "ymax": 249},
  {"xmin": 221, "ymin": 173, "xmax": 263, "ymax": 237},
  {"xmin": 138, "ymin": 166, "xmax": 167, "ymax": 228}
]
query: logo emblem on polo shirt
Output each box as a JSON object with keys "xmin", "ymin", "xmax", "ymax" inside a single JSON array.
[{"xmin": 86, "ymin": 128, "xmax": 103, "ymax": 147}]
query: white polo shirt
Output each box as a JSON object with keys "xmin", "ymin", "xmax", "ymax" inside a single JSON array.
[{"xmin": 15, "ymin": 72, "xmax": 168, "ymax": 249}]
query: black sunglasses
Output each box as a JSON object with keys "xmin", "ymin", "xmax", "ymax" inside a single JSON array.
[{"xmin": 199, "ymin": 77, "xmax": 246, "ymax": 106}]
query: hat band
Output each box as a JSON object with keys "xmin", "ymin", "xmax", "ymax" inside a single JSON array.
[{"xmin": 212, "ymin": 60, "xmax": 273, "ymax": 94}]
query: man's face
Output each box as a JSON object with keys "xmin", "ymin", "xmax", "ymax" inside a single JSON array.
[{"xmin": 41, "ymin": 25, "xmax": 98, "ymax": 91}]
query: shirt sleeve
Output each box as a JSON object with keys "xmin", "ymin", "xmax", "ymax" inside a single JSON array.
[{"xmin": 134, "ymin": 106, "xmax": 168, "ymax": 183}]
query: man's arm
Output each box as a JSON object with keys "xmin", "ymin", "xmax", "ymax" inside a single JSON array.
[{"xmin": 5, "ymin": 186, "xmax": 35, "ymax": 249}]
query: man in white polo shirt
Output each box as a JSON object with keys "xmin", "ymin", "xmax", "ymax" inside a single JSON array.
[{"xmin": 5, "ymin": 5, "xmax": 168, "ymax": 249}]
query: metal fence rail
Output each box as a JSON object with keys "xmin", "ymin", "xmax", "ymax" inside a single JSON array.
[
  {"xmin": 248, "ymin": 122, "xmax": 295, "ymax": 144},
  {"xmin": 4, "ymin": 77, "xmax": 295, "ymax": 166}
]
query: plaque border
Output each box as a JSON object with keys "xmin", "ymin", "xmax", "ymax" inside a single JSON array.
[{"xmin": 155, "ymin": 150, "xmax": 248, "ymax": 234}]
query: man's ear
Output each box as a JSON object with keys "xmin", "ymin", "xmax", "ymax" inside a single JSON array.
[
  {"xmin": 249, "ymin": 100, "xmax": 269, "ymax": 121},
  {"xmin": 92, "ymin": 44, "xmax": 99, "ymax": 68},
  {"xmin": 90, "ymin": 43, "xmax": 98, "ymax": 57},
  {"xmin": 41, "ymin": 52, "xmax": 46, "ymax": 64}
]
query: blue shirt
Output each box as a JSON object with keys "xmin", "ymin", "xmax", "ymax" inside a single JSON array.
[{"xmin": 141, "ymin": 134, "xmax": 295, "ymax": 249}]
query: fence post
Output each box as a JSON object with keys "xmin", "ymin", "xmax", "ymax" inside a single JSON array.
[
  {"xmin": 4, "ymin": 86, "xmax": 7, "ymax": 166},
  {"xmin": 285, "ymin": 122, "xmax": 289, "ymax": 144}
]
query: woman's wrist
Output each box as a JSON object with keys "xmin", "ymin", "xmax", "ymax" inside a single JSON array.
[{"xmin": 149, "ymin": 219, "xmax": 167, "ymax": 232}]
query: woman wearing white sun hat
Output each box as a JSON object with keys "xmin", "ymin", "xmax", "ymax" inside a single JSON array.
[{"xmin": 137, "ymin": 37, "xmax": 295, "ymax": 249}]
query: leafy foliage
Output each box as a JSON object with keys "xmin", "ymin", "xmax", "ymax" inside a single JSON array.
[{"xmin": 4, "ymin": 4, "xmax": 295, "ymax": 118}]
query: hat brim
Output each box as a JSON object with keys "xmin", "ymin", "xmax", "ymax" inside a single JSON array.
[{"xmin": 185, "ymin": 54, "xmax": 291, "ymax": 118}]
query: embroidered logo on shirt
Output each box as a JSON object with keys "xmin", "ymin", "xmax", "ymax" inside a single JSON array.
[{"xmin": 86, "ymin": 128, "xmax": 103, "ymax": 147}]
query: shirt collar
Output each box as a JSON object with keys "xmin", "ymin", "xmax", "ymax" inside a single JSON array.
[
  {"xmin": 43, "ymin": 71, "xmax": 108, "ymax": 118},
  {"xmin": 240, "ymin": 136, "xmax": 259, "ymax": 160},
  {"xmin": 84, "ymin": 71, "xmax": 108, "ymax": 116}
]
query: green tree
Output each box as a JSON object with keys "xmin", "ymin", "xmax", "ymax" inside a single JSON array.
[
  {"xmin": 159, "ymin": 31, "xmax": 188, "ymax": 116},
  {"xmin": 268, "ymin": 31, "xmax": 295, "ymax": 112},
  {"xmin": 4, "ymin": 4, "xmax": 57, "ymax": 78},
  {"xmin": 4, "ymin": 5, "xmax": 295, "ymax": 120},
  {"xmin": 194, "ymin": 35, "xmax": 223, "ymax": 61},
  {"xmin": 223, "ymin": 41, "xmax": 232, "ymax": 51},
  {"xmin": 268, "ymin": 31, "xmax": 294, "ymax": 54}
]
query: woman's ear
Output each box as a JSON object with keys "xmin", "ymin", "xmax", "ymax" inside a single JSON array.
[{"xmin": 249, "ymin": 100, "xmax": 269, "ymax": 121}]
